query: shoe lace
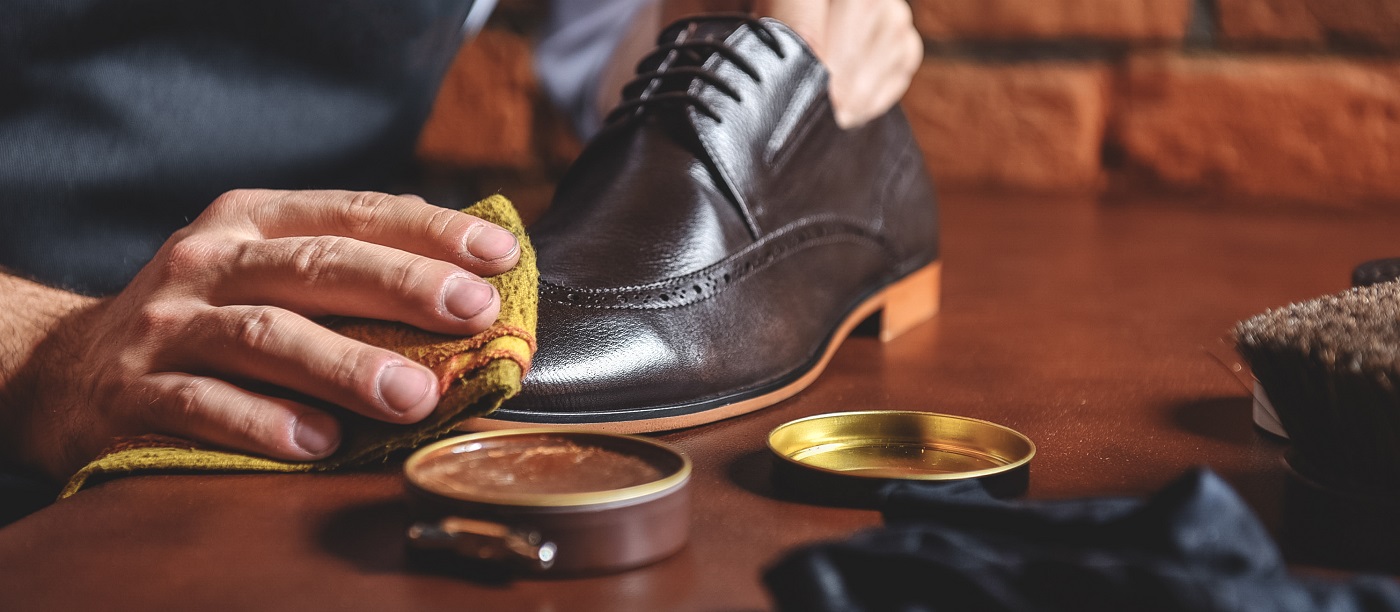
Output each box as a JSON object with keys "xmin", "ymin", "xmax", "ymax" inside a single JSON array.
[{"xmin": 604, "ymin": 14, "xmax": 786, "ymax": 126}]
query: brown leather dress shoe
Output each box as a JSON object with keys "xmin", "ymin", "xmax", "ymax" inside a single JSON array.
[{"xmin": 475, "ymin": 16, "xmax": 940, "ymax": 432}]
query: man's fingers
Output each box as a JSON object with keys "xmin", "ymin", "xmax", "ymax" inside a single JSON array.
[
  {"xmin": 204, "ymin": 189, "xmax": 520, "ymax": 277},
  {"xmin": 211, "ymin": 235, "xmax": 500, "ymax": 335},
  {"xmin": 136, "ymin": 373, "xmax": 343, "ymax": 461},
  {"xmin": 800, "ymin": 0, "xmax": 921, "ymax": 128},
  {"xmin": 165, "ymin": 305, "xmax": 441, "ymax": 424}
]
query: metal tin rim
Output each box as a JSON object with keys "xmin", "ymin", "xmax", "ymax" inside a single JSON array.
[
  {"xmin": 766, "ymin": 410, "xmax": 1036, "ymax": 482},
  {"xmin": 405, "ymin": 429, "xmax": 692, "ymax": 508}
]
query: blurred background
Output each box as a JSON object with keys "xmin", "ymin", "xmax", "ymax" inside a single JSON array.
[{"xmin": 417, "ymin": 0, "xmax": 1400, "ymax": 221}]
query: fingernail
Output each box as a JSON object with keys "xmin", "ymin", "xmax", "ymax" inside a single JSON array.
[
  {"xmin": 444, "ymin": 277, "xmax": 495, "ymax": 320},
  {"xmin": 378, "ymin": 364, "xmax": 435, "ymax": 415},
  {"xmin": 465, "ymin": 224, "xmax": 518, "ymax": 261},
  {"xmin": 293, "ymin": 412, "xmax": 339, "ymax": 456}
]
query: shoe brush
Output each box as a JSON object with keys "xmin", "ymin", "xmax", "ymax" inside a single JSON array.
[{"xmin": 1234, "ymin": 280, "xmax": 1400, "ymax": 494}]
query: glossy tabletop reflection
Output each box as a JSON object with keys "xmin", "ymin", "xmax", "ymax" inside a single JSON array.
[{"xmin": 4, "ymin": 193, "xmax": 1397, "ymax": 611}]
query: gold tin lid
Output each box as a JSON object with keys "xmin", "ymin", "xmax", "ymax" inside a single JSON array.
[
  {"xmin": 405, "ymin": 429, "xmax": 691, "ymax": 508},
  {"xmin": 768, "ymin": 411, "xmax": 1035, "ymax": 482}
]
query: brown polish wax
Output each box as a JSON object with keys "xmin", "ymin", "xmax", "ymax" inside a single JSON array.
[{"xmin": 414, "ymin": 436, "xmax": 668, "ymax": 498}]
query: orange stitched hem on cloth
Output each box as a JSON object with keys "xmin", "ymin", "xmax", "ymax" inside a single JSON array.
[
  {"xmin": 433, "ymin": 348, "xmax": 533, "ymax": 391},
  {"xmin": 419, "ymin": 323, "xmax": 535, "ymax": 389},
  {"xmin": 413, "ymin": 323, "xmax": 536, "ymax": 368}
]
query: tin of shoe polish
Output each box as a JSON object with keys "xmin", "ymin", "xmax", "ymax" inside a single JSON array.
[
  {"xmin": 403, "ymin": 430, "xmax": 691, "ymax": 574},
  {"xmin": 767, "ymin": 411, "xmax": 1036, "ymax": 506}
]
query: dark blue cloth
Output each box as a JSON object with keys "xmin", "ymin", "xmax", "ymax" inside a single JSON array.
[
  {"xmin": 764, "ymin": 469, "xmax": 1400, "ymax": 612},
  {"xmin": 0, "ymin": 0, "xmax": 476, "ymax": 294}
]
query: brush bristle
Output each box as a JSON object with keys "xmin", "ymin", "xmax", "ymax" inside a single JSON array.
[{"xmin": 1235, "ymin": 281, "xmax": 1400, "ymax": 493}]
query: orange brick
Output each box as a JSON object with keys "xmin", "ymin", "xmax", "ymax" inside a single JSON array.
[
  {"xmin": 1115, "ymin": 55, "xmax": 1400, "ymax": 203},
  {"xmin": 905, "ymin": 61, "xmax": 1108, "ymax": 192},
  {"xmin": 911, "ymin": 0, "xmax": 1190, "ymax": 42},
  {"xmin": 417, "ymin": 30, "xmax": 536, "ymax": 170},
  {"xmin": 1215, "ymin": 0, "xmax": 1322, "ymax": 44},
  {"xmin": 1217, "ymin": 0, "xmax": 1400, "ymax": 50}
]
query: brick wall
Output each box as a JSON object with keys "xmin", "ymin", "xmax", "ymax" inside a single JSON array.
[{"xmin": 417, "ymin": 1, "xmax": 1400, "ymax": 209}]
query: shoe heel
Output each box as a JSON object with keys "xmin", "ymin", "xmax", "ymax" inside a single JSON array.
[{"xmin": 877, "ymin": 262, "xmax": 941, "ymax": 342}]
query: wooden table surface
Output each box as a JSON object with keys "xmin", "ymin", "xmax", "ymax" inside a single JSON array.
[{"xmin": 4, "ymin": 193, "xmax": 1398, "ymax": 611}]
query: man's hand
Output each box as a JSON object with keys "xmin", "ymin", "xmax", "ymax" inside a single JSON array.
[
  {"xmin": 0, "ymin": 189, "xmax": 520, "ymax": 480},
  {"xmin": 754, "ymin": 0, "xmax": 924, "ymax": 129}
]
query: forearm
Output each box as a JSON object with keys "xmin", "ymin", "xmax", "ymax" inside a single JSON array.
[
  {"xmin": 0, "ymin": 273, "xmax": 97, "ymax": 465},
  {"xmin": 0, "ymin": 273, "xmax": 94, "ymax": 390}
]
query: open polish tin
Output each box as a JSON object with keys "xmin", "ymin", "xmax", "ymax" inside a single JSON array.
[
  {"xmin": 404, "ymin": 430, "xmax": 692, "ymax": 574},
  {"xmin": 768, "ymin": 411, "xmax": 1036, "ymax": 506}
]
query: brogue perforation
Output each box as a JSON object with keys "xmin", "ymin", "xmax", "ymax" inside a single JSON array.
[{"xmin": 540, "ymin": 216, "xmax": 895, "ymax": 311}]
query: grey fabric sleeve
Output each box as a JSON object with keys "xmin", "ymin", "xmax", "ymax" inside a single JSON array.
[{"xmin": 536, "ymin": 0, "xmax": 654, "ymax": 138}]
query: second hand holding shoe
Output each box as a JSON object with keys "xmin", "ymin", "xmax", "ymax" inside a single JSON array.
[{"xmin": 473, "ymin": 15, "xmax": 941, "ymax": 432}]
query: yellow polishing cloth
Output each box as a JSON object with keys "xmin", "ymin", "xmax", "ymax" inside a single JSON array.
[{"xmin": 61, "ymin": 195, "xmax": 537, "ymax": 497}]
